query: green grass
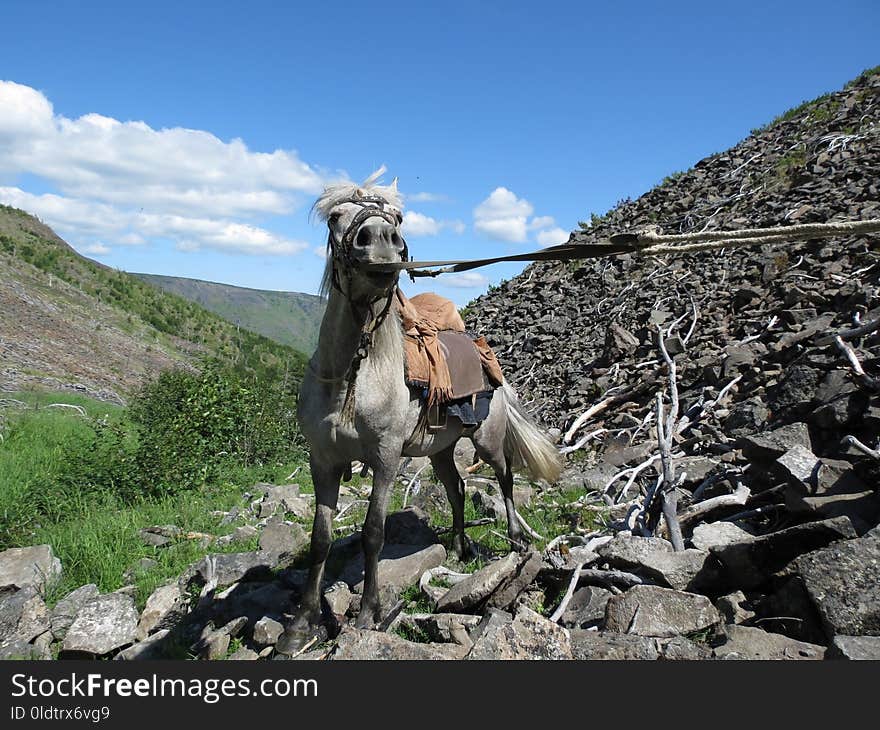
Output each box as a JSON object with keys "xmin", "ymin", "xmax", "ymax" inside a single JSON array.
[{"xmin": 0, "ymin": 391, "xmax": 309, "ymax": 609}]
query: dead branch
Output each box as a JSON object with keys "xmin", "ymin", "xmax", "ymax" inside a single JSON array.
[
  {"xmin": 515, "ymin": 510, "xmax": 546, "ymax": 541},
  {"xmin": 434, "ymin": 518, "xmax": 495, "ymax": 534},
  {"xmin": 559, "ymin": 428, "xmax": 607, "ymax": 455},
  {"xmin": 563, "ymin": 385, "xmax": 646, "ymax": 443},
  {"xmin": 334, "ymin": 500, "xmax": 370, "ymax": 522},
  {"xmin": 46, "ymin": 403, "xmax": 87, "ymax": 417},
  {"xmin": 549, "ymin": 563, "xmax": 585, "ymax": 623},
  {"xmin": 465, "ymin": 459, "xmax": 486, "ymax": 474},
  {"xmin": 656, "ymin": 332, "xmax": 684, "ymax": 551},
  {"xmin": 835, "ymin": 336, "xmax": 880, "ymax": 389},
  {"xmin": 402, "ymin": 461, "xmax": 430, "ymax": 508},
  {"xmin": 843, "ymin": 435, "xmax": 880, "ymax": 460},
  {"xmin": 677, "ymin": 482, "xmax": 751, "ymax": 525}
]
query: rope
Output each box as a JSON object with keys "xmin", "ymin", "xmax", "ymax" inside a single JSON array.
[{"xmin": 361, "ymin": 218, "xmax": 880, "ymax": 278}]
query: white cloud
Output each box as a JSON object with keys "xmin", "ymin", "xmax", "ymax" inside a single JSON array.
[
  {"xmin": 536, "ymin": 227, "xmax": 570, "ymax": 247},
  {"xmin": 473, "ymin": 187, "xmax": 535, "ymax": 243},
  {"xmin": 402, "ymin": 211, "xmax": 466, "ymax": 238},
  {"xmin": 313, "ymin": 245, "xmax": 328, "ymax": 259},
  {"xmin": 0, "ymin": 186, "xmax": 309, "ymax": 257},
  {"xmin": 81, "ymin": 242, "xmax": 111, "ymax": 255},
  {"xmin": 408, "ymin": 191, "xmax": 449, "ymax": 203},
  {"xmin": 0, "ymin": 81, "xmax": 323, "ymax": 219},
  {"xmin": 474, "ymin": 186, "xmax": 568, "ymax": 246},
  {"xmin": 443, "ymin": 272, "xmax": 490, "ymax": 289}
]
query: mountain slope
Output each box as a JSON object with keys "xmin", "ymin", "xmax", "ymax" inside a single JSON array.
[
  {"xmin": 466, "ymin": 66, "xmax": 879, "ymax": 438},
  {"xmin": 0, "ymin": 206, "xmax": 306, "ymax": 402},
  {"xmin": 134, "ymin": 274, "xmax": 324, "ymax": 356}
]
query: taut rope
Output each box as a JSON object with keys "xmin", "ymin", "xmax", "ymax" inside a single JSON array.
[{"xmin": 361, "ymin": 218, "xmax": 880, "ymax": 278}]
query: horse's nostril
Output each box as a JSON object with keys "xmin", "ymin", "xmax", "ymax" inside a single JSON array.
[
  {"xmin": 391, "ymin": 233, "xmax": 404, "ymax": 250},
  {"xmin": 355, "ymin": 228, "xmax": 371, "ymax": 248}
]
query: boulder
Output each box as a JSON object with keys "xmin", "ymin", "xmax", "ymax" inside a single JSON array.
[
  {"xmin": 597, "ymin": 535, "xmax": 718, "ymax": 591},
  {"xmin": 466, "ymin": 607, "xmax": 573, "ymax": 660},
  {"xmin": 49, "ymin": 583, "xmax": 100, "ymax": 640},
  {"xmin": 0, "ymin": 545, "xmax": 62, "ymax": 591},
  {"xmin": 384, "ymin": 507, "xmax": 438, "ymax": 546},
  {"xmin": 114, "ymin": 630, "xmax": 171, "ymax": 660},
  {"xmin": 485, "ymin": 550, "xmax": 544, "ymax": 610},
  {"xmin": 827, "ymin": 635, "xmax": 880, "ymax": 660},
  {"xmin": 690, "ymin": 522, "xmax": 754, "ymax": 551},
  {"xmin": 711, "ymin": 516, "xmax": 857, "ymax": 589},
  {"xmin": 332, "ymin": 628, "xmax": 468, "ymax": 660},
  {"xmin": 340, "ymin": 543, "xmax": 447, "ymax": 599},
  {"xmin": 252, "ymin": 616, "xmax": 284, "ymax": 647},
  {"xmin": 0, "ymin": 585, "xmax": 50, "ymax": 645},
  {"xmin": 560, "ymin": 586, "xmax": 613, "ymax": 629},
  {"xmin": 569, "ymin": 630, "xmax": 661, "ymax": 660},
  {"xmin": 259, "ymin": 518, "xmax": 309, "ymax": 557},
  {"xmin": 604, "ymin": 585, "xmax": 721, "ymax": 638},
  {"xmin": 436, "ymin": 552, "xmax": 519, "ymax": 613},
  {"xmin": 61, "ymin": 594, "xmax": 139, "ymax": 657},
  {"xmin": 714, "ymin": 591, "xmax": 755, "ymax": 625},
  {"xmin": 187, "ymin": 551, "xmax": 277, "ymax": 588},
  {"xmin": 790, "ymin": 529, "xmax": 880, "ymax": 638},
  {"xmin": 136, "ymin": 583, "xmax": 184, "ymax": 641},
  {"xmin": 323, "ymin": 581, "xmax": 353, "ymax": 618},
  {"xmin": 738, "ymin": 422, "xmax": 811, "ymax": 462},
  {"xmin": 713, "ymin": 625, "xmax": 825, "ymax": 660}
]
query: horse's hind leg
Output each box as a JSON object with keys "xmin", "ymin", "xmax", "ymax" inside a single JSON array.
[
  {"xmin": 430, "ymin": 445, "xmax": 472, "ymax": 561},
  {"xmin": 472, "ymin": 432, "xmax": 529, "ymax": 552},
  {"xmin": 276, "ymin": 457, "xmax": 342, "ymax": 655}
]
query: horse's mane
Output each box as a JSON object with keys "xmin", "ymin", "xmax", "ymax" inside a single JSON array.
[
  {"xmin": 312, "ymin": 165, "xmax": 403, "ymax": 221},
  {"xmin": 315, "ymin": 166, "xmax": 403, "ymax": 299}
]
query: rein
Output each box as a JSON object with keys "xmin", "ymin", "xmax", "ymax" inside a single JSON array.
[{"xmin": 360, "ymin": 218, "xmax": 880, "ymax": 279}]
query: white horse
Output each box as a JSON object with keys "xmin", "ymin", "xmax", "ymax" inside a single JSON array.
[{"xmin": 278, "ymin": 169, "xmax": 561, "ymax": 653}]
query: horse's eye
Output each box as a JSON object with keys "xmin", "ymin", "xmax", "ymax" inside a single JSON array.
[{"xmin": 395, "ymin": 212, "xmax": 403, "ymax": 224}]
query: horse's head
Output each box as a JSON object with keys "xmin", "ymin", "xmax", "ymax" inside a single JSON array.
[{"xmin": 314, "ymin": 168, "xmax": 407, "ymax": 303}]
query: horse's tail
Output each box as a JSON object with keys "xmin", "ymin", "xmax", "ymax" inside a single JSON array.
[{"xmin": 501, "ymin": 382, "xmax": 563, "ymax": 484}]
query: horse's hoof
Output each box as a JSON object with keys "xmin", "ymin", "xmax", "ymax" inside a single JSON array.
[
  {"xmin": 453, "ymin": 535, "xmax": 477, "ymax": 562},
  {"xmin": 275, "ymin": 624, "xmax": 328, "ymax": 657}
]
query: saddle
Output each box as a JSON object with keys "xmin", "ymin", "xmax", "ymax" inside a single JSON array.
[{"xmin": 395, "ymin": 290, "xmax": 504, "ymax": 427}]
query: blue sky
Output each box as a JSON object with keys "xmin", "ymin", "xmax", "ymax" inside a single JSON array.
[{"xmin": 0, "ymin": 1, "xmax": 877, "ymax": 305}]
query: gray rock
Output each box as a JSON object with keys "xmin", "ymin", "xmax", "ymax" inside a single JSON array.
[
  {"xmin": 0, "ymin": 636, "xmax": 50, "ymax": 660},
  {"xmin": 597, "ymin": 535, "xmax": 717, "ymax": 591},
  {"xmin": 49, "ymin": 584, "xmax": 99, "ymax": 640},
  {"xmin": 560, "ymin": 586, "xmax": 613, "ymax": 629},
  {"xmin": 253, "ymin": 617, "xmax": 284, "ymax": 647},
  {"xmin": 114, "ymin": 629, "xmax": 171, "ymax": 660},
  {"xmin": 0, "ymin": 585, "xmax": 50, "ymax": 644},
  {"xmin": 713, "ymin": 624, "xmax": 825, "ymax": 660},
  {"xmin": 228, "ymin": 646, "xmax": 260, "ymax": 660},
  {"xmin": 472, "ymin": 490, "xmax": 506, "ymax": 521},
  {"xmin": 394, "ymin": 613, "xmax": 482, "ymax": 646},
  {"xmin": 569, "ymin": 630, "xmax": 661, "ymax": 660},
  {"xmin": 123, "ymin": 558, "xmax": 158, "ymax": 582},
  {"xmin": 827, "ymin": 635, "xmax": 880, "ymax": 660},
  {"xmin": 384, "ymin": 507, "xmax": 438, "ymax": 546},
  {"xmin": 341, "ymin": 543, "xmax": 447, "ymax": 598},
  {"xmin": 436, "ymin": 552, "xmax": 519, "ymax": 613},
  {"xmin": 466, "ymin": 607, "xmax": 573, "ymax": 660},
  {"xmin": 658, "ymin": 635, "xmax": 714, "ymax": 660},
  {"xmin": 485, "ymin": 550, "xmax": 544, "ymax": 610},
  {"xmin": 714, "ymin": 591, "xmax": 756, "ymax": 624},
  {"xmin": 323, "ymin": 582, "xmax": 353, "ymax": 618},
  {"xmin": 137, "ymin": 582, "xmax": 184, "ymax": 641},
  {"xmin": 199, "ymin": 631, "xmax": 230, "ymax": 660},
  {"xmin": 711, "ymin": 516, "xmax": 857, "ymax": 590},
  {"xmin": 259, "ymin": 518, "xmax": 308, "ymax": 557},
  {"xmin": 332, "ymin": 628, "xmax": 469, "ymax": 660},
  {"xmin": 232, "ymin": 525, "xmax": 259, "ymax": 543},
  {"xmin": 738, "ymin": 422, "xmax": 812, "ymax": 462},
  {"xmin": 604, "ymin": 585, "xmax": 721, "ymax": 638},
  {"xmin": 138, "ymin": 527, "xmax": 175, "ymax": 548},
  {"xmin": 0, "ymin": 545, "xmax": 62, "ymax": 591},
  {"xmin": 690, "ymin": 521, "xmax": 754, "ymax": 551},
  {"xmin": 777, "ymin": 445, "xmax": 821, "ymax": 483},
  {"xmin": 187, "ymin": 551, "xmax": 277, "ymax": 588},
  {"xmin": 790, "ymin": 529, "xmax": 880, "ymax": 637},
  {"xmin": 61, "ymin": 594, "xmax": 139, "ymax": 656}
]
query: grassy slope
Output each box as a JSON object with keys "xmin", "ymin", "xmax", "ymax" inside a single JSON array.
[
  {"xmin": 134, "ymin": 273, "xmax": 324, "ymax": 356},
  {"xmin": 0, "ymin": 205, "xmax": 307, "ymax": 401}
]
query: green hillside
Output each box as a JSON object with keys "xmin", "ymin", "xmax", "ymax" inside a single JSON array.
[
  {"xmin": 0, "ymin": 204, "xmax": 307, "ymax": 401},
  {"xmin": 134, "ymin": 273, "xmax": 324, "ymax": 356}
]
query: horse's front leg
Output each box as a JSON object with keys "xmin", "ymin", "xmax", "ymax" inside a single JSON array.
[
  {"xmin": 276, "ymin": 457, "xmax": 342, "ymax": 655},
  {"xmin": 355, "ymin": 459, "xmax": 398, "ymax": 629}
]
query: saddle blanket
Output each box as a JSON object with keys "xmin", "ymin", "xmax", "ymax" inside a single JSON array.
[{"xmin": 395, "ymin": 290, "xmax": 503, "ymax": 406}]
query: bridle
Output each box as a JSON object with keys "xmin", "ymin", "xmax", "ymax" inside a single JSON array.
[
  {"xmin": 326, "ymin": 193, "xmax": 408, "ymax": 294},
  {"xmin": 315, "ymin": 193, "xmax": 409, "ymax": 422}
]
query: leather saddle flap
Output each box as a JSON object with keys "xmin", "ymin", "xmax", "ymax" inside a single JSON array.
[{"xmin": 437, "ymin": 330, "xmax": 488, "ymax": 400}]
